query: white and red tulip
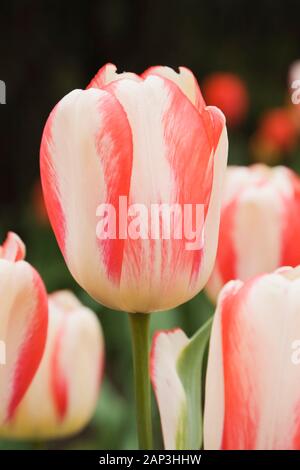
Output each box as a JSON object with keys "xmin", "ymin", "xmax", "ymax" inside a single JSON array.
[
  {"xmin": 40, "ymin": 63, "xmax": 228, "ymax": 313},
  {"xmin": 0, "ymin": 232, "xmax": 48, "ymax": 425},
  {"xmin": 204, "ymin": 266, "xmax": 300, "ymax": 449},
  {"xmin": 206, "ymin": 164, "xmax": 300, "ymax": 302},
  {"xmin": 0, "ymin": 290, "xmax": 104, "ymax": 439}
]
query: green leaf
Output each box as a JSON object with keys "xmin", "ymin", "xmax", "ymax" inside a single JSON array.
[{"xmin": 175, "ymin": 316, "xmax": 212, "ymax": 450}]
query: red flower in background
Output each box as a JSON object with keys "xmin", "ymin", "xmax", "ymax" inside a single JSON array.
[
  {"xmin": 259, "ymin": 108, "xmax": 297, "ymax": 152},
  {"xmin": 251, "ymin": 108, "xmax": 298, "ymax": 163},
  {"xmin": 202, "ymin": 72, "xmax": 249, "ymax": 127}
]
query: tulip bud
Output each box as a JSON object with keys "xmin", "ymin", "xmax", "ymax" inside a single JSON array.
[
  {"xmin": 0, "ymin": 232, "xmax": 48, "ymax": 425},
  {"xmin": 206, "ymin": 164, "xmax": 300, "ymax": 302},
  {"xmin": 0, "ymin": 290, "xmax": 104, "ymax": 439},
  {"xmin": 40, "ymin": 64, "xmax": 228, "ymax": 313},
  {"xmin": 204, "ymin": 266, "xmax": 300, "ymax": 449}
]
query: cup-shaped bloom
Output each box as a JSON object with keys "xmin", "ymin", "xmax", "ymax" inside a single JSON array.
[
  {"xmin": 0, "ymin": 232, "xmax": 48, "ymax": 425},
  {"xmin": 0, "ymin": 290, "xmax": 104, "ymax": 439},
  {"xmin": 204, "ymin": 266, "xmax": 300, "ymax": 449},
  {"xmin": 40, "ymin": 63, "xmax": 228, "ymax": 313},
  {"xmin": 206, "ymin": 164, "xmax": 300, "ymax": 302}
]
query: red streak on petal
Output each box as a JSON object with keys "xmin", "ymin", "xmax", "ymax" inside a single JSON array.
[
  {"xmin": 162, "ymin": 81, "xmax": 222, "ymax": 284},
  {"xmin": 50, "ymin": 318, "xmax": 68, "ymax": 421},
  {"xmin": 215, "ymin": 198, "xmax": 238, "ymax": 285},
  {"xmin": 221, "ymin": 280, "xmax": 258, "ymax": 449},
  {"xmin": 280, "ymin": 171, "xmax": 300, "ymax": 267},
  {"xmin": 95, "ymin": 92, "xmax": 133, "ymax": 284},
  {"xmin": 86, "ymin": 63, "xmax": 116, "ymax": 89},
  {"xmin": 40, "ymin": 104, "xmax": 66, "ymax": 258},
  {"xmin": 6, "ymin": 269, "xmax": 48, "ymax": 421}
]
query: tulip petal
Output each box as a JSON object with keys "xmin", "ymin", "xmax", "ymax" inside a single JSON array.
[
  {"xmin": 142, "ymin": 65, "xmax": 205, "ymax": 112},
  {"xmin": 198, "ymin": 121, "xmax": 228, "ymax": 294},
  {"xmin": 48, "ymin": 292, "xmax": 104, "ymax": 434},
  {"xmin": 106, "ymin": 75, "xmax": 225, "ymax": 311},
  {"xmin": 151, "ymin": 329, "xmax": 189, "ymax": 449},
  {"xmin": 205, "ymin": 269, "xmax": 300, "ymax": 449},
  {"xmin": 204, "ymin": 280, "xmax": 243, "ymax": 449},
  {"xmin": 87, "ymin": 63, "xmax": 141, "ymax": 89},
  {"xmin": 280, "ymin": 169, "xmax": 300, "ymax": 266},
  {"xmin": 0, "ymin": 260, "xmax": 48, "ymax": 423},
  {"xmin": 40, "ymin": 88, "xmax": 134, "ymax": 310},
  {"xmin": 0, "ymin": 232, "xmax": 26, "ymax": 261}
]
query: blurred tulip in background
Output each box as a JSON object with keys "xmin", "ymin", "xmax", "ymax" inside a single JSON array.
[
  {"xmin": 0, "ymin": 290, "xmax": 104, "ymax": 439},
  {"xmin": 202, "ymin": 72, "xmax": 248, "ymax": 127},
  {"xmin": 206, "ymin": 164, "xmax": 300, "ymax": 302},
  {"xmin": 251, "ymin": 108, "xmax": 298, "ymax": 163}
]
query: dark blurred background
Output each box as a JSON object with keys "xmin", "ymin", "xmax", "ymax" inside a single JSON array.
[{"xmin": 0, "ymin": 0, "xmax": 300, "ymax": 449}]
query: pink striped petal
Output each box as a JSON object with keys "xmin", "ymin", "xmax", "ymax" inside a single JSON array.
[
  {"xmin": 142, "ymin": 65, "xmax": 205, "ymax": 112},
  {"xmin": 151, "ymin": 329, "xmax": 189, "ymax": 449},
  {"xmin": 280, "ymin": 169, "xmax": 300, "ymax": 266},
  {"xmin": 87, "ymin": 63, "xmax": 141, "ymax": 89},
  {"xmin": 205, "ymin": 268, "xmax": 300, "ymax": 449},
  {"xmin": 0, "ymin": 259, "xmax": 48, "ymax": 424},
  {"xmin": 105, "ymin": 75, "xmax": 226, "ymax": 311},
  {"xmin": 40, "ymin": 88, "xmax": 134, "ymax": 310}
]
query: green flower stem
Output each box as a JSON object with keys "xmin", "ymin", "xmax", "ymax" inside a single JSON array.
[{"xmin": 128, "ymin": 313, "xmax": 153, "ymax": 450}]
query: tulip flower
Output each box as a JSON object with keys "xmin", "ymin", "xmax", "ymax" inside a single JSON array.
[
  {"xmin": 0, "ymin": 232, "xmax": 48, "ymax": 425},
  {"xmin": 202, "ymin": 72, "xmax": 248, "ymax": 127},
  {"xmin": 204, "ymin": 266, "xmax": 300, "ymax": 449},
  {"xmin": 206, "ymin": 164, "xmax": 300, "ymax": 302},
  {"xmin": 40, "ymin": 63, "xmax": 228, "ymax": 449},
  {"xmin": 0, "ymin": 290, "xmax": 104, "ymax": 439},
  {"xmin": 40, "ymin": 63, "xmax": 228, "ymax": 314}
]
